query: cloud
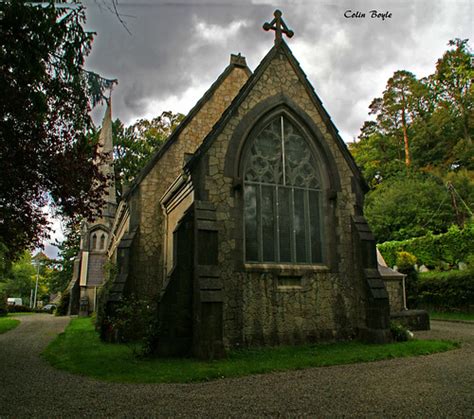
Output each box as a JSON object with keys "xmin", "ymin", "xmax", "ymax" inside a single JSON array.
[{"xmin": 84, "ymin": 0, "xmax": 471, "ymax": 136}]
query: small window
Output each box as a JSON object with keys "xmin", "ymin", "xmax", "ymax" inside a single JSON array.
[
  {"xmin": 91, "ymin": 233, "xmax": 97, "ymax": 250},
  {"xmin": 100, "ymin": 233, "xmax": 106, "ymax": 250},
  {"xmin": 243, "ymin": 115, "xmax": 323, "ymax": 264}
]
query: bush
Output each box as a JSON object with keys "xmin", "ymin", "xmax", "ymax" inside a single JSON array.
[
  {"xmin": 390, "ymin": 322, "xmax": 414, "ymax": 342},
  {"xmin": 396, "ymin": 251, "xmax": 417, "ymax": 270},
  {"xmin": 102, "ymin": 296, "xmax": 160, "ymax": 357},
  {"xmin": 0, "ymin": 292, "xmax": 7, "ymax": 317},
  {"xmin": 56, "ymin": 291, "xmax": 70, "ymax": 316},
  {"xmin": 378, "ymin": 223, "xmax": 474, "ymax": 268},
  {"xmin": 417, "ymin": 270, "xmax": 474, "ymax": 312},
  {"xmin": 394, "ymin": 251, "xmax": 419, "ymax": 308},
  {"xmin": 8, "ymin": 304, "xmax": 33, "ymax": 313}
]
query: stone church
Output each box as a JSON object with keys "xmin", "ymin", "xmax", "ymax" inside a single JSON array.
[{"xmin": 70, "ymin": 11, "xmax": 395, "ymax": 358}]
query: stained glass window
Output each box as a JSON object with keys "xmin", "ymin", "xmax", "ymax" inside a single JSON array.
[{"xmin": 244, "ymin": 116, "xmax": 322, "ymax": 264}]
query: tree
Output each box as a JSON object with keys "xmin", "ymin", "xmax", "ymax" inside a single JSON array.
[
  {"xmin": 113, "ymin": 111, "xmax": 184, "ymax": 194},
  {"xmin": 0, "ymin": 1, "xmax": 111, "ymax": 259},
  {"xmin": 364, "ymin": 175, "xmax": 456, "ymax": 242},
  {"xmin": 0, "ymin": 252, "xmax": 36, "ymax": 302},
  {"xmin": 369, "ymin": 70, "xmax": 422, "ymax": 168},
  {"xmin": 434, "ymin": 39, "xmax": 472, "ymax": 145},
  {"xmin": 47, "ymin": 221, "xmax": 80, "ymax": 295}
]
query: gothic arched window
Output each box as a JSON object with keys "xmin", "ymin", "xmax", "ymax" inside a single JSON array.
[
  {"xmin": 91, "ymin": 233, "xmax": 97, "ymax": 250},
  {"xmin": 243, "ymin": 115, "xmax": 323, "ymax": 264},
  {"xmin": 100, "ymin": 233, "xmax": 106, "ymax": 250}
]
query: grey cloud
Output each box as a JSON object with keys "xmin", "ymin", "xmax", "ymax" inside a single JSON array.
[{"xmin": 84, "ymin": 0, "xmax": 472, "ymax": 140}]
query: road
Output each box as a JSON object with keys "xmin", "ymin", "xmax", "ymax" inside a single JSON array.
[{"xmin": 0, "ymin": 314, "xmax": 473, "ymax": 417}]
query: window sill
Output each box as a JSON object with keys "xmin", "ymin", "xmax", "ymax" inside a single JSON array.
[{"xmin": 243, "ymin": 263, "xmax": 330, "ymax": 274}]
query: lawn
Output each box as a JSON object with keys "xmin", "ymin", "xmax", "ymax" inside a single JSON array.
[
  {"xmin": 430, "ymin": 311, "xmax": 474, "ymax": 321},
  {"xmin": 0, "ymin": 317, "xmax": 20, "ymax": 334},
  {"xmin": 43, "ymin": 317, "xmax": 459, "ymax": 384}
]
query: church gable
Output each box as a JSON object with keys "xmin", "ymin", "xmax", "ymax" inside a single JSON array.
[
  {"xmin": 124, "ymin": 54, "xmax": 251, "ymax": 298},
  {"xmin": 101, "ymin": 10, "xmax": 391, "ymax": 357},
  {"xmin": 181, "ymin": 16, "xmax": 389, "ymax": 351}
]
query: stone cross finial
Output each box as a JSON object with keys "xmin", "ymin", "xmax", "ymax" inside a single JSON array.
[{"xmin": 263, "ymin": 10, "xmax": 294, "ymax": 44}]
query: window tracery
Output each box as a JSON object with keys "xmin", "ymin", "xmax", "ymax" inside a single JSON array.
[{"xmin": 243, "ymin": 115, "xmax": 323, "ymax": 264}]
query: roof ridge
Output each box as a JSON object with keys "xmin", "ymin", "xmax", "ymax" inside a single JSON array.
[{"xmin": 123, "ymin": 58, "xmax": 252, "ymax": 200}]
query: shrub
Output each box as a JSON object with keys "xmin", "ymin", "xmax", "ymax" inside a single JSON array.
[
  {"xmin": 0, "ymin": 292, "xmax": 7, "ymax": 317},
  {"xmin": 396, "ymin": 251, "xmax": 417, "ymax": 270},
  {"xmin": 378, "ymin": 223, "xmax": 474, "ymax": 268},
  {"xmin": 56, "ymin": 291, "xmax": 70, "ymax": 316},
  {"xmin": 390, "ymin": 322, "xmax": 413, "ymax": 342},
  {"xmin": 395, "ymin": 251, "xmax": 419, "ymax": 308},
  {"xmin": 103, "ymin": 296, "xmax": 160, "ymax": 357},
  {"xmin": 417, "ymin": 270, "xmax": 474, "ymax": 312},
  {"xmin": 8, "ymin": 304, "xmax": 33, "ymax": 313}
]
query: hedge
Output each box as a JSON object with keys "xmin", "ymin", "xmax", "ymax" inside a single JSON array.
[
  {"xmin": 417, "ymin": 270, "xmax": 474, "ymax": 312},
  {"xmin": 378, "ymin": 224, "xmax": 474, "ymax": 268}
]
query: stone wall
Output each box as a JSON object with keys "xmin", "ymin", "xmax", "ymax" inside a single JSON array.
[
  {"xmin": 128, "ymin": 64, "xmax": 250, "ymax": 298},
  {"xmin": 384, "ymin": 278, "xmax": 405, "ymax": 313},
  {"xmin": 199, "ymin": 47, "xmax": 369, "ymax": 348}
]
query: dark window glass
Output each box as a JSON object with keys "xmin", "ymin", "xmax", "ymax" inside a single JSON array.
[
  {"xmin": 244, "ymin": 184, "xmax": 258, "ymax": 262},
  {"xmin": 244, "ymin": 116, "xmax": 322, "ymax": 264},
  {"xmin": 261, "ymin": 185, "xmax": 275, "ymax": 261},
  {"xmin": 278, "ymin": 187, "xmax": 292, "ymax": 262}
]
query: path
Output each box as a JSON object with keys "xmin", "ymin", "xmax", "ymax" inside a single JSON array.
[{"xmin": 0, "ymin": 314, "xmax": 473, "ymax": 417}]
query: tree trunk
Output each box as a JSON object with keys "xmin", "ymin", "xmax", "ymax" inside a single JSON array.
[{"xmin": 401, "ymin": 107, "xmax": 411, "ymax": 167}]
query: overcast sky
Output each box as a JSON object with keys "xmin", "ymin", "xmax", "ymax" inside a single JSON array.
[{"xmin": 43, "ymin": 0, "xmax": 472, "ymax": 258}]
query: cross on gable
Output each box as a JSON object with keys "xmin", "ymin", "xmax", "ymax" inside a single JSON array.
[{"xmin": 263, "ymin": 10, "xmax": 294, "ymax": 44}]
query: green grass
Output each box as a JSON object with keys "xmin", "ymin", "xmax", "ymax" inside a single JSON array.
[
  {"xmin": 42, "ymin": 317, "xmax": 460, "ymax": 384},
  {"xmin": 0, "ymin": 317, "xmax": 20, "ymax": 334},
  {"xmin": 430, "ymin": 311, "xmax": 474, "ymax": 321},
  {"xmin": 7, "ymin": 312, "xmax": 34, "ymax": 317}
]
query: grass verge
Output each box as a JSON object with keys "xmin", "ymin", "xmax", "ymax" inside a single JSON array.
[
  {"xmin": 43, "ymin": 317, "xmax": 459, "ymax": 384},
  {"xmin": 430, "ymin": 311, "xmax": 474, "ymax": 321},
  {"xmin": 0, "ymin": 317, "xmax": 20, "ymax": 334}
]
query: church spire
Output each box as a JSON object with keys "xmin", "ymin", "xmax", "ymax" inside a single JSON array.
[{"xmin": 97, "ymin": 98, "xmax": 116, "ymax": 211}]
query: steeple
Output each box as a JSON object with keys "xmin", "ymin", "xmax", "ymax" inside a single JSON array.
[{"xmin": 96, "ymin": 99, "xmax": 116, "ymax": 216}]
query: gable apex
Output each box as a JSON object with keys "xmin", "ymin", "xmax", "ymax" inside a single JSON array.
[{"xmin": 186, "ymin": 40, "xmax": 367, "ymax": 192}]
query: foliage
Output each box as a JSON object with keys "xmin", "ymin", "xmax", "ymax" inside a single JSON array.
[
  {"xmin": 365, "ymin": 175, "xmax": 456, "ymax": 242},
  {"xmin": 0, "ymin": 307, "xmax": 7, "ymax": 317},
  {"xmin": 43, "ymin": 317, "xmax": 458, "ymax": 384},
  {"xmin": 112, "ymin": 111, "xmax": 184, "ymax": 195},
  {"xmin": 0, "ymin": 317, "xmax": 20, "ymax": 334},
  {"xmin": 7, "ymin": 304, "xmax": 34, "ymax": 313},
  {"xmin": 417, "ymin": 270, "xmax": 474, "ymax": 312},
  {"xmin": 0, "ymin": 1, "xmax": 111, "ymax": 259},
  {"xmin": 350, "ymin": 39, "xmax": 473, "ymax": 245},
  {"xmin": 396, "ymin": 251, "xmax": 417, "ymax": 271},
  {"xmin": 395, "ymin": 252, "xmax": 419, "ymax": 309},
  {"xmin": 350, "ymin": 39, "xmax": 472, "ymax": 184},
  {"xmin": 101, "ymin": 296, "xmax": 159, "ymax": 356},
  {"xmin": 56, "ymin": 290, "xmax": 70, "ymax": 316},
  {"xmin": 0, "ymin": 251, "xmax": 58, "ymax": 306},
  {"xmin": 47, "ymin": 221, "xmax": 80, "ymax": 295},
  {"xmin": 0, "ymin": 252, "xmax": 36, "ymax": 302},
  {"xmin": 378, "ymin": 223, "xmax": 474, "ymax": 268},
  {"xmin": 390, "ymin": 322, "xmax": 414, "ymax": 342}
]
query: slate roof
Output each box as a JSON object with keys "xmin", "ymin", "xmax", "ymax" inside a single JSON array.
[
  {"xmin": 185, "ymin": 40, "xmax": 367, "ymax": 192},
  {"xmin": 123, "ymin": 56, "xmax": 252, "ymax": 200}
]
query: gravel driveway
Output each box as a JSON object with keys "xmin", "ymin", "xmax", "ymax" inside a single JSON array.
[{"xmin": 0, "ymin": 314, "xmax": 473, "ymax": 418}]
